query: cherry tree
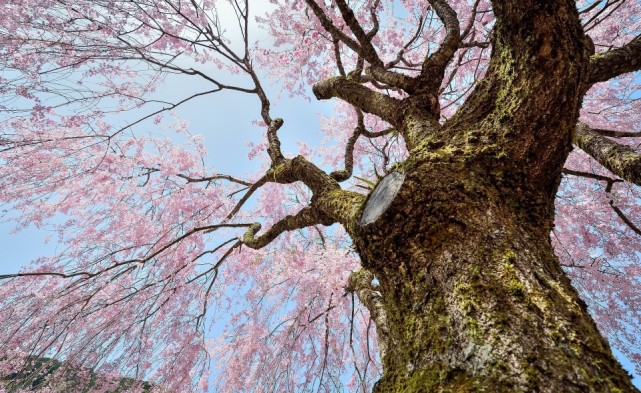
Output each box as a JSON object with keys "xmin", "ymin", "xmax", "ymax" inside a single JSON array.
[{"xmin": 1, "ymin": 0, "xmax": 641, "ymax": 391}]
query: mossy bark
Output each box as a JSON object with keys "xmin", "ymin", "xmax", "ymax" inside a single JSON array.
[
  {"xmin": 350, "ymin": 157, "xmax": 637, "ymax": 392},
  {"xmin": 337, "ymin": 2, "xmax": 639, "ymax": 391},
  {"xmin": 286, "ymin": 1, "xmax": 641, "ymax": 390}
]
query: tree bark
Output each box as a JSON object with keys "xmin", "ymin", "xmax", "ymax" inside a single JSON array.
[
  {"xmin": 350, "ymin": 157, "xmax": 637, "ymax": 392},
  {"xmin": 336, "ymin": 2, "xmax": 639, "ymax": 390},
  {"xmin": 282, "ymin": 0, "xmax": 641, "ymax": 390}
]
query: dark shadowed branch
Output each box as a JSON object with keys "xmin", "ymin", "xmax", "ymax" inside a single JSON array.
[
  {"xmin": 574, "ymin": 123, "xmax": 641, "ymax": 186},
  {"xmin": 588, "ymin": 34, "xmax": 641, "ymax": 85}
]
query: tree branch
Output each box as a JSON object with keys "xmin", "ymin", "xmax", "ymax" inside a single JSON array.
[
  {"xmin": 331, "ymin": 124, "xmax": 362, "ymax": 182},
  {"xmin": 591, "ymin": 128, "xmax": 641, "ymax": 139},
  {"xmin": 562, "ymin": 169, "xmax": 641, "ymax": 237},
  {"xmin": 574, "ymin": 123, "xmax": 641, "ymax": 186},
  {"xmin": 177, "ymin": 173, "xmax": 252, "ymax": 186},
  {"xmin": 312, "ymin": 77, "xmax": 403, "ymax": 126},
  {"xmin": 588, "ymin": 34, "xmax": 641, "ymax": 85},
  {"xmin": 345, "ymin": 269, "xmax": 389, "ymax": 360},
  {"xmin": 303, "ymin": 0, "xmax": 365, "ymax": 58},
  {"xmin": 241, "ymin": 206, "xmax": 331, "ymax": 249},
  {"xmin": 610, "ymin": 202, "xmax": 641, "ymax": 237},
  {"xmin": 365, "ymin": 65, "xmax": 417, "ymax": 93},
  {"xmin": 334, "ymin": 0, "xmax": 382, "ymax": 66},
  {"xmin": 267, "ymin": 118, "xmax": 285, "ymax": 163},
  {"xmin": 419, "ymin": 0, "xmax": 461, "ymax": 90}
]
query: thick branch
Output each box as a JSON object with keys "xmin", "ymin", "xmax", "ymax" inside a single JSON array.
[
  {"xmin": 366, "ymin": 65, "xmax": 417, "ymax": 93},
  {"xmin": 419, "ymin": 0, "xmax": 461, "ymax": 89},
  {"xmin": 303, "ymin": 0, "xmax": 365, "ymax": 58},
  {"xmin": 574, "ymin": 123, "xmax": 641, "ymax": 186},
  {"xmin": 312, "ymin": 77, "xmax": 402, "ymax": 126},
  {"xmin": 242, "ymin": 206, "xmax": 332, "ymax": 249},
  {"xmin": 269, "ymin": 156, "xmax": 341, "ymax": 196},
  {"xmin": 228, "ymin": 155, "xmax": 338, "ymax": 220},
  {"xmin": 334, "ymin": 0, "xmax": 382, "ymax": 66},
  {"xmin": 267, "ymin": 118, "xmax": 285, "ymax": 163},
  {"xmin": 588, "ymin": 34, "xmax": 641, "ymax": 85}
]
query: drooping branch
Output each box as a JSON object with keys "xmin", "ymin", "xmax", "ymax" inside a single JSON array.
[
  {"xmin": 588, "ymin": 34, "xmax": 641, "ymax": 85},
  {"xmin": 312, "ymin": 77, "xmax": 403, "ymax": 126},
  {"xmin": 0, "ymin": 223, "xmax": 252, "ymax": 282},
  {"xmin": 610, "ymin": 203, "xmax": 641, "ymax": 237},
  {"xmin": 574, "ymin": 123, "xmax": 641, "ymax": 186},
  {"xmin": 177, "ymin": 173, "xmax": 252, "ymax": 186}
]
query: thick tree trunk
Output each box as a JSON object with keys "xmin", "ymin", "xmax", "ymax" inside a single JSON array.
[
  {"xmin": 344, "ymin": 2, "xmax": 639, "ymax": 389},
  {"xmin": 301, "ymin": 1, "xmax": 640, "ymax": 390},
  {"xmin": 352, "ymin": 157, "xmax": 637, "ymax": 392}
]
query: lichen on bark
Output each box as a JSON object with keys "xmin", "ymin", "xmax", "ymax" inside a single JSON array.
[{"xmin": 243, "ymin": 0, "xmax": 641, "ymax": 390}]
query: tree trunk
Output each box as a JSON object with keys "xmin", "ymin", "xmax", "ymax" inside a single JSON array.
[
  {"xmin": 343, "ymin": 2, "xmax": 639, "ymax": 388},
  {"xmin": 351, "ymin": 156, "xmax": 637, "ymax": 392},
  {"xmin": 266, "ymin": 0, "xmax": 641, "ymax": 390}
]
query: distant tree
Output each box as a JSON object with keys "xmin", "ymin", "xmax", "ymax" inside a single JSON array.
[{"xmin": 1, "ymin": 0, "xmax": 641, "ymax": 391}]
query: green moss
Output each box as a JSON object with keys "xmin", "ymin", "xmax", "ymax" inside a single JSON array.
[
  {"xmin": 499, "ymin": 251, "xmax": 526, "ymax": 297},
  {"xmin": 522, "ymin": 362, "xmax": 539, "ymax": 386},
  {"xmin": 508, "ymin": 279, "xmax": 525, "ymax": 297},
  {"xmin": 504, "ymin": 250, "xmax": 518, "ymax": 263}
]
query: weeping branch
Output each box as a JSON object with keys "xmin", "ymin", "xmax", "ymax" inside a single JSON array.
[
  {"xmin": 562, "ymin": 169, "xmax": 641, "ymax": 237},
  {"xmin": 574, "ymin": 123, "xmax": 641, "ymax": 186},
  {"xmin": 177, "ymin": 173, "xmax": 252, "ymax": 186}
]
